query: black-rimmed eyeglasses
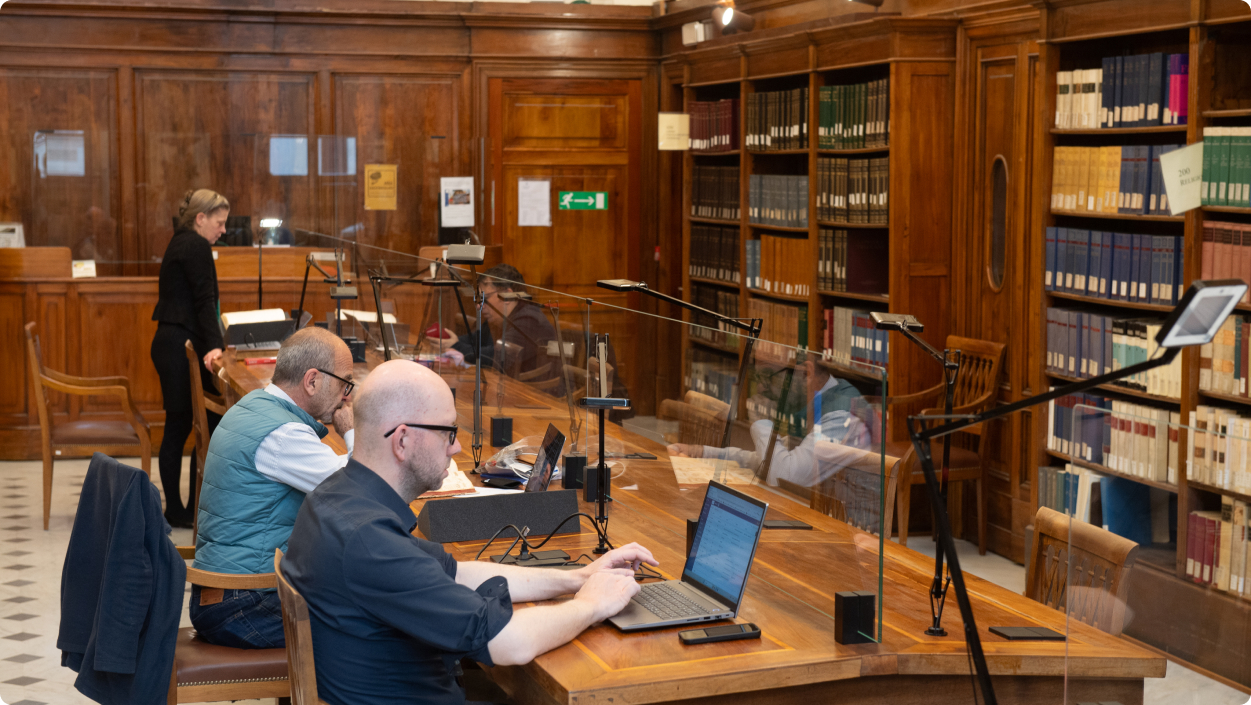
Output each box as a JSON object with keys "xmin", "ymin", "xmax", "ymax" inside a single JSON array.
[
  {"xmin": 316, "ymin": 368, "xmax": 355, "ymax": 396},
  {"xmin": 384, "ymin": 423, "xmax": 458, "ymax": 446}
]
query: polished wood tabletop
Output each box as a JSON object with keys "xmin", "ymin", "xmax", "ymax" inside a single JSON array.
[{"xmin": 222, "ymin": 352, "xmax": 1165, "ymax": 705}]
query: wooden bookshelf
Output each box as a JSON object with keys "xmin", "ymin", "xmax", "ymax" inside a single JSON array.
[
  {"xmin": 1047, "ymin": 290, "xmax": 1173, "ymax": 312},
  {"xmin": 1046, "ymin": 371, "xmax": 1181, "ymax": 405},
  {"xmin": 678, "ymin": 16, "xmax": 957, "ymax": 443},
  {"xmin": 1044, "ymin": 449, "xmax": 1179, "ymax": 494},
  {"xmin": 689, "ymin": 216, "xmax": 741, "ymax": 226},
  {"xmin": 1031, "ymin": 5, "xmax": 1251, "ymax": 686},
  {"xmin": 1190, "ymin": 480, "xmax": 1251, "ymax": 506},
  {"xmin": 689, "ymin": 275, "xmax": 739, "ymax": 288}
]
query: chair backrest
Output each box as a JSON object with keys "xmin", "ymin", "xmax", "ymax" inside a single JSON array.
[
  {"xmin": 275, "ymin": 549, "xmax": 321, "ymax": 705},
  {"xmin": 23, "ymin": 323, "xmax": 52, "ymax": 437},
  {"xmin": 185, "ymin": 342, "xmax": 212, "ymax": 478},
  {"xmin": 216, "ymin": 366, "xmax": 240, "ymax": 408},
  {"xmin": 1024, "ymin": 506, "xmax": 1139, "ymax": 636},
  {"xmin": 947, "ymin": 335, "xmax": 1007, "ymax": 412},
  {"xmin": 657, "ymin": 398, "xmax": 727, "ymax": 448},
  {"xmin": 810, "ymin": 450, "xmax": 901, "ymax": 536}
]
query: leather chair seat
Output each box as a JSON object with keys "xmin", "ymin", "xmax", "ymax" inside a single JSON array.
[
  {"xmin": 884, "ymin": 440, "xmax": 981, "ymax": 474},
  {"xmin": 173, "ymin": 627, "xmax": 288, "ymax": 685},
  {"xmin": 51, "ymin": 420, "xmax": 141, "ymax": 446}
]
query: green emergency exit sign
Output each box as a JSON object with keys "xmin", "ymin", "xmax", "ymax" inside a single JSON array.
[{"xmin": 558, "ymin": 191, "xmax": 608, "ymax": 210}]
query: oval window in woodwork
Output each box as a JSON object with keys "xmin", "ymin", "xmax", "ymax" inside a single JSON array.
[{"xmin": 988, "ymin": 156, "xmax": 1008, "ymax": 291}]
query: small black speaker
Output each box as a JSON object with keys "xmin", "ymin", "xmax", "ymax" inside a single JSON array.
[
  {"xmin": 416, "ymin": 489, "xmax": 581, "ymax": 543},
  {"xmin": 562, "ymin": 453, "xmax": 586, "ymax": 490},
  {"xmin": 583, "ymin": 461, "xmax": 612, "ymax": 503},
  {"xmin": 834, "ymin": 590, "xmax": 876, "ymax": 644},
  {"xmin": 490, "ymin": 417, "xmax": 513, "ymax": 447}
]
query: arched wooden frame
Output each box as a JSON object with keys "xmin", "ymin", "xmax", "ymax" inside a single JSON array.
[{"xmin": 987, "ymin": 154, "xmax": 1009, "ymax": 292}]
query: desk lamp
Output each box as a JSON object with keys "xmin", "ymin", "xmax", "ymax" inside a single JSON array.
[{"xmin": 908, "ymin": 279, "xmax": 1248, "ymax": 705}]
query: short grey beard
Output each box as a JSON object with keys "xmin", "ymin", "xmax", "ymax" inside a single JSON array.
[{"xmin": 397, "ymin": 455, "xmax": 445, "ymax": 503}]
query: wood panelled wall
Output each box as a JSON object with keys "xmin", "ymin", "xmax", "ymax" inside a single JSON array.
[{"xmin": 0, "ymin": 0, "xmax": 661, "ymax": 458}]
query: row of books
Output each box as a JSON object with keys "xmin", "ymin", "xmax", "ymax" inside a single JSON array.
[
  {"xmin": 817, "ymin": 228, "xmax": 888, "ymax": 295},
  {"xmin": 690, "ymin": 284, "xmax": 741, "ymax": 350},
  {"xmin": 1044, "ymin": 229, "xmax": 1185, "ymax": 306},
  {"xmin": 1050, "ymin": 145, "xmax": 1181, "ymax": 216},
  {"xmin": 747, "ymin": 299, "xmax": 808, "ymax": 364},
  {"xmin": 816, "ymin": 156, "xmax": 889, "ymax": 225},
  {"xmin": 1188, "ymin": 406, "xmax": 1251, "ymax": 493},
  {"xmin": 1043, "ymin": 466, "xmax": 1172, "ymax": 549},
  {"xmin": 817, "ymin": 79, "xmax": 889, "ymax": 150},
  {"xmin": 748, "ymin": 174, "xmax": 808, "ymax": 228},
  {"xmin": 685, "ymin": 348, "xmax": 738, "ymax": 405},
  {"xmin": 821, "ymin": 306, "xmax": 889, "ymax": 372},
  {"xmin": 691, "ymin": 165, "xmax": 740, "ymax": 221},
  {"xmin": 1200, "ymin": 221, "xmax": 1251, "ymax": 304},
  {"xmin": 1200, "ymin": 128, "xmax": 1251, "ymax": 208},
  {"xmin": 1055, "ymin": 53, "xmax": 1188, "ymax": 130},
  {"xmin": 689, "ymin": 225, "xmax": 740, "ymax": 284},
  {"xmin": 745, "ymin": 88, "xmax": 808, "ymax": 151},
  {"xmin": 745, "ymin": 390, "xmax": 807, "ymax": 440},
  {"xmin": 1186, "ymin": 500, "xmax": 1251, "ymax": 595},
  {"xmin": 688, "ymin": 99, "xmax": 739, "ymax": 152},
  {"xmin": 1046, "ymin": 392, "xmax": 1180, "ymax": 485},
  {"xmin": 1198, "ymin": 315, "xmax": 1251, "ymax": 398},
  {"xmin": 1045, "ymin": 307, "xmax": 1184, "ymax": 398},
  {"xmin": 746, "ymin": 235, "xmax": 809, "ymax": 296}
]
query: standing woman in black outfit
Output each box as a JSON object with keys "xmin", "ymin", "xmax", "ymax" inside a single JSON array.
[{"xmin": 151, "ymin": 189, "xmax": 228, "ymax": 528}]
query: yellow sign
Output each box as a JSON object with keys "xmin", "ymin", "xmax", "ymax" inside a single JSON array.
[{"xmin": 364, "ymin": 164, "xmax": 397, "ymax": 210}]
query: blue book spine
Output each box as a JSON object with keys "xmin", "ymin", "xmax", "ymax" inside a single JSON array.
[
  {"xmin": 1089, "ymin": 230, "xmax": 1103, "ymax": 296},
  {"xmin": 1103, "ymin": 314, "xmax": 1113, "ymax": 376},
  {"xmin": 1045, "ymin": 227, "xmax": 1057, "ymax": 291},
  {"xmin": 1146, "ymin": 145, "xmax": 1159, "ymax": 215},
  {"xmin": 1057, "ymin": 227, "xmax": 1071, "ymax": 293},
  {"xmin": 1148, "ymin": 52, "xmax": 1164, "ymax": 126},
  {"xmin": 1100, "ymin": 476, "xmax": 1154, "ymax": 545},
  {"xmin": 1150, "ymin": 235, "xmax": 1163, "ymax": 305},
  {"xmin": 1113, "ymin": 56, "xmax": 1125, "ymax": 128},
  {"xmin": 1069, "ymin": 310, "xmax": 1080, "ymax": 377},
  {"xmin": 1101, "ymin": 231, "xmax": 1114, "ymax": 298},
  {"xmin": 1139, "ymin": 233, "xmax": 1153, "ymax": 303},
  {"xmin": 1075, "ymin": 229, "xmax": 1090, "ymax": 295},
  {"xmin": 1128, "ymin": 233, "xmax": 1142, "ymax": 303},
  {"xmin": 1136, "ymin": 55, "xmax": 1147, "ymax": 128},
  {"xmin": 1173, "ymin": 237, "xmax": 1184, "ymax": 305},
  {"xmin": 1137, "ymin": 145, "xmax": 1150, "ymax": 215},
  {"xmin": 1102, "ymin": 56, "xmax": 1116, "ymax": 128}
]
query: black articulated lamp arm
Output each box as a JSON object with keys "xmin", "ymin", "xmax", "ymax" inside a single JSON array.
[
  {"xmin": 906, "ymin": 343, "xmax": 1183, "ymax": 705},
  {"xmin": 598, "ymin": 279, "xmax": 758, "ymax": 333}
]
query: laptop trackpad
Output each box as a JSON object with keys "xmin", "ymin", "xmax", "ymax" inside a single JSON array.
[{"xmin": 608, "ymin": 600, "xmax": 657, "ymax": 630}]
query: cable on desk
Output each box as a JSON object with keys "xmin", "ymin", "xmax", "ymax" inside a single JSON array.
[{"xmin": 472, "ymin": 524, "xmax": 530, "ymax": 562}]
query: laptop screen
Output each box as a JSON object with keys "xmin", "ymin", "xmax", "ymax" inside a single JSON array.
[
  {"xmin": 682, "ymin": 482, "xmax": 768, "ymax": 608},
  {"xmin": 524, "ymin": 423, "xmax": 565, "ymax": 493}
]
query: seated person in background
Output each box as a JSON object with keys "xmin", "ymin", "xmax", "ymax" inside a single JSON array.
[
  {"xmin": 668, "ymin": 359, "xmax": 874, "ymax": 488},
  {"xmin": 429, "ymin": 263, "xmax": 561, "ymax": 391},
  {"xmin": 192, "ymin": 327, "xmax": 355, "ymax": 649},
  {"xmin": 283, "ymin": 359, "xmax": 656, "ymax": 705}
]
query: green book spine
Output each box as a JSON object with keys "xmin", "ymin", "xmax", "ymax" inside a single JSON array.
[
  {"xmin": 1219, "ymin": 128, "xmax": 1233, "ymax": 206},
  {"xmin": 1203, "ymin": 127, "xmax": 1215, "ymax": 206},
  {"xmin": 798, "ymin": 304, "xmax": 808, "ymax": 349}
]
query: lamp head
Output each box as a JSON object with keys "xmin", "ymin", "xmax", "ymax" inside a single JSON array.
[
  {"xmin": 497, "ymin": 291, "xmax": 533, "ymax": 301},
  {"xmin": 597, "ymin": 279, "xmax": 647, "ymax": 292},
  {"xmin": 445, "ymin": 243, "xmax": 485, "ymax": 265},
  {"xmin": 870, "ymin": 311, "xmax": 923, "ymax": 332},
  {"xmin": 714, "ymin": 0, "xmax": 754, "ymax": 34},
  {"xmin": 1156, "ymin": 279, "xmax": 1249, "ymax": 348}
]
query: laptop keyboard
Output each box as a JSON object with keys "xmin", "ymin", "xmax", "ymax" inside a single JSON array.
[{"xmin": 635, "ymin": 583, "xmax": 714, "ymax": 620}]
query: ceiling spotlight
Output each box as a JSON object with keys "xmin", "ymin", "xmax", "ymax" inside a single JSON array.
[{"xmin": 713, "ymin": 0, "xmax": 754, "ymax": 34}]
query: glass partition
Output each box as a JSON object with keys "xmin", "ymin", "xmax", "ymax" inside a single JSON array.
[{"xmin": 1061, "ymin": 401, "xmax": 1251, "ymax": 702}]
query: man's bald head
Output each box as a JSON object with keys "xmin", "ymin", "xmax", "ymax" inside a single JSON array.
[{"xmin": 354, "ymin": 360, "xmax": 454, "ymax": 444}]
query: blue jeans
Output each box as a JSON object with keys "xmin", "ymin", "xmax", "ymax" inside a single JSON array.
[{"xmin": 189, "ymin": 585, "xmax": 286, "ymax": 649}]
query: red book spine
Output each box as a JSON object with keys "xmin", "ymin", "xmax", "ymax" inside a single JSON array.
[
  {"xmin": 1204, "ymin": 514, "xmax": 1218, "ymax": 585},
  {"xmin": 1188, "ymin": 512, "xmax": 1200, "ymax": 581}
]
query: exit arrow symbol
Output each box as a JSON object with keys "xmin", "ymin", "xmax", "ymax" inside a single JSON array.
[{"xmin": 574, "ymin": 197, "xmax": 595, "ymax": 205}]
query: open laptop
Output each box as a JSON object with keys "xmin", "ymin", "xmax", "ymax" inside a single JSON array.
[
  {"xmin": 524, "ymin": 423, "xmax": 565, "ymax": 493},
  {"xmin": 609, "ymin": 481, "xmax": 767, "ymax": 631}
]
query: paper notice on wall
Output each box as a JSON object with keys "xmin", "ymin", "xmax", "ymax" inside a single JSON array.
[
  {"xmin": 364, "ymin": 164, "xmax": 397, "ymax": 211},
  {"xmin": 440, "ymin": 176, "xmax": 475, "ymax": 227},
  {"xmin": 517, "ymin": 178, "xmax": 551, "ymax": 227},
  {"xmin": 658, "ymin": 112, "xmax": 690, "ymax": 151},
  {"xmin": 0, "ymin": 223, "xmax": 24, "ymax": 248},
  {"xmin": 1161, "ymin": 141, "xmax": 1204, "ymax": 215}
]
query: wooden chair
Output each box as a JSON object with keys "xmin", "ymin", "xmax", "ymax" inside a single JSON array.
[
  {"xmin": 25, "ymin": 322, "xmax": 151, "ymax": 530},
  {"xmin": 1024, "ymin": 506, "xmax": 1139, "ymax": 636},
  {"xmin": 810, "ymin": 449, "xmax": 902, "ymax": 537},
  {"xmin": 185, "ymin": 341, "xmax": 227, "ymax": 543},
  {"xmin": 275, "ymin": 549, "xmax": 330, "ymax": 705},
  {"xmin": 169, "ymin": 545, "xmax": 290, "ymax": 704},
  {"xmin": 216, "ymin": 366, "xmax": 241, "ymax": 408},
  {"xmin": 885, "ymin": 335, "xmax": 1006, "ymax": 554},
  {"xmin": 517, "ymin": 361, "xmax": 561, "ymax": 393}
]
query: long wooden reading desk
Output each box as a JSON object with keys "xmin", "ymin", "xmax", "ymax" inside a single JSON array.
[{"xmin": 222, "ymin": 351, "xmax": 1164, "ymax": 705}]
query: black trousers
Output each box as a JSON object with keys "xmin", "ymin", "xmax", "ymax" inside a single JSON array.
[{"xmin": 150, "ymin": 324, "xmax": 220, "ymax": 518}]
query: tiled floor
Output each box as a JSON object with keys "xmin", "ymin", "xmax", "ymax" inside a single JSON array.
[{"xmin": 1, "ymin": 450, "xmax": 1248, "ymax": 705}]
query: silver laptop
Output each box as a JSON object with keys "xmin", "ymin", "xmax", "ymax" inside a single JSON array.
[{"xmin": 609, "ymin": 481, "xmax": 767, "ymax": 631}]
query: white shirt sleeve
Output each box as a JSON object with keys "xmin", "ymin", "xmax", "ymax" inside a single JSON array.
[{"xmin": 253, "ymin": 424, "xmax": 354, "ymax": 494}]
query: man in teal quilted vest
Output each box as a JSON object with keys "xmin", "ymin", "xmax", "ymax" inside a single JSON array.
[{"xmin": 191, "ymin": 326, "xmax": 355, "ymax": 648}]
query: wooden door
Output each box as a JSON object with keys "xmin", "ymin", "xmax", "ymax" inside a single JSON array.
[
  {"xmin": 952, "ymin": 37, "xmax": 1040, "ymax": 560},
  {"xmin": 488, "ymin": 78, "xmax": 647, "ymax": 410}
]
